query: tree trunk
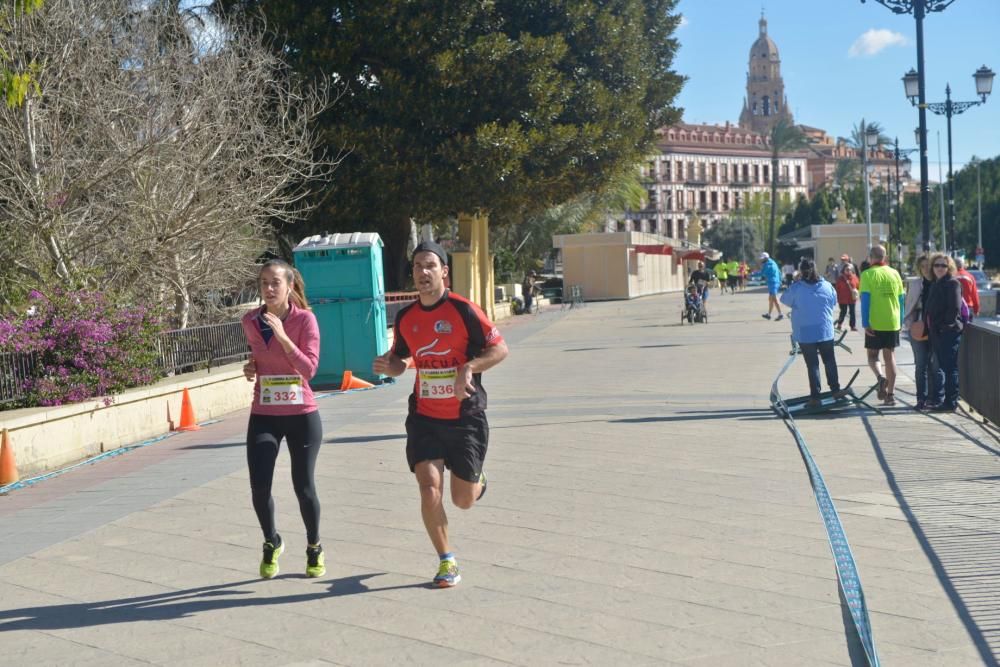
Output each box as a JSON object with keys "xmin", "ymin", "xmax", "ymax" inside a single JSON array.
[
  {"xmin": 172, "ymin": 253, "xmax": 190, "ymax": 329},
  {"xmin": 23, "ymin": 98, "xmax": 72, "ymax": 282},
  {"xmin": 768, "ymin": 156, "xmax": 779, "ymax": 255}
]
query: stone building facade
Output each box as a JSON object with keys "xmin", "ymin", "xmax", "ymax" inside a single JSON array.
[
  {"xmin": 738, "ymin": 15, "xmax": 794, "ymax": 136},
  {"xmin": 612, "ymin": 122, "xmax": 809, "ymax": 240}
]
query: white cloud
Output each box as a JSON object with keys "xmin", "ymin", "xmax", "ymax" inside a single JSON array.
[
  {"xmin": 678, "ymin": 15, "xmax": 689, "ymax": 29},
  {"xmin": 849, "ymin": 29, "xmax": 908, "ymax": 57}
]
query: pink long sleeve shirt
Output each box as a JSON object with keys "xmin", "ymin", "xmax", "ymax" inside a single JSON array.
[{"xmin": 241, "ymin": 303, "xmax": 321, "ymax": 416}]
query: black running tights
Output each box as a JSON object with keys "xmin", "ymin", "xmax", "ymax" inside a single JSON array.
[{"xmin": 246, "ymin": 411, "xmax": 323, "ymax": 544}]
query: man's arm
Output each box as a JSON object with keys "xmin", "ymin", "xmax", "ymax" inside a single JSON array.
[
  {"xmin": 455, "ymin": 341, "xmax": 509, "ymax": 399},
  {"xmin": 373, "ymin": 350, "xmax": 409, "ymax": 378}
]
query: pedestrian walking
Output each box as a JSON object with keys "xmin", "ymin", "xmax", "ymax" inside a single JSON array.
[
  {"xmin": 834, "ymin": 264, "xmax": 859, "ymax": 331},
  {"xmin": 714, "ymin": 259, "xmax": 730, "ymax": 294},
  {"xmin": 859, "ymin": 245, "xmax": 905, "ymax": 407},
  {"xmin": 781, "ymin": 261, "xmax": 795, "ymax": 288},
  {"xmin": 924, "ymin": 253, "xmax": 966, "ymax": 412},
  {"xmin": 780, "ymin": 259, "xmax": 842, "ymax": 407},
  {"xmin": 824, "ymin": 257, "xmax": 839, "ymax": 283},
  {"xmin": 902, "ymin": 254, "xmax": 941, "ymax": 411},
  {"xmin": 954, "ymin": 257, "xmax": 981, "ymax": 318},
  {"xmin": 521, "ymin": 271, "xmax": 538, "ymax": 314},
  {"xmin": 241, "ymin": 260, "xmax": 325, "ymax": 579},
  {"xmin": 688, "ymin": 261, "xmax": 712, "ymax": 303},
  {"xmin": 738, "ymin": 260, "xmax": 750, "ymax": 291},
  {"xmin": 372, "ymin": 240, "xmax": 509, "ymax": 588},
  {"xmin": 759, "ymin": 252, "xmax": 785, "ymax": 321}
]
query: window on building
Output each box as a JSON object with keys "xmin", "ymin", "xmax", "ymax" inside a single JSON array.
[
  {"xmin": 763, "ymin": 165, "xmax": 769, "ymax": 183},
  {"xmin": 676, "ymin": 161, "xmax": 684, "ymax": 180},
  {"xmin": 721, "ymin": 164, "xmax": 728, "ymax": 182},
  {"xmin": 663, "ymin": 161, "xmax": 672, "ymax": 181},
  {"xmin": 711, "ymin": 192, "xmax": 718, "ymax": 211},
  {"xmin": 723, "ymin": 192, "xmax": 730, "ymax": 211},
  {"xmin": 763, "ymin": 96, "xmax": 770, "ymax": 116},
  {"xmin": 734, "ymin": 192, "xmax": 741, "ymax": 209},
  {"xmin": 795, "ymin": 165, "xmax": 802, "ymax": 185},
  {"xmin": 742, "ymin": 164, "xmax": 749, "ymax": 182},
  {"xmin": 710, "ymin": 163, "xmax": 717, "ymax": 182},
  {"xmin": 664, "ymin": 190, "xmax": 673, "ymax": 211},
  {"xmin": 699, "ymin": 191, "xmax": 707, "ymax": 211},
  {"xmin": 699, "ymin": 163, "xmax": 707, "ymax": 181},
  {"xmin": 753, "ymin": 164, "xmax": 760, "ymax": 184}
]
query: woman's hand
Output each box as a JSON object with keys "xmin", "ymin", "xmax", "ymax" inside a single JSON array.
[
  {"xmin": 243, "ymin": 357, "xmax": 256, "ymax": 382},
  {"xmin": 261, "ymin": 311, "xmax": 289, "ymax": 344}
]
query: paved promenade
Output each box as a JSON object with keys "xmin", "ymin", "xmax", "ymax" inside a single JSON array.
[{"xmin": 1, "ymin": 289, "xmax": 999, "ymax": 666}]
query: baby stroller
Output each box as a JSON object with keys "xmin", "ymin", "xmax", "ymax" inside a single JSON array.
[{"xmin": 682, "ymin": 282, "xmax": 708, "ymax": 324}]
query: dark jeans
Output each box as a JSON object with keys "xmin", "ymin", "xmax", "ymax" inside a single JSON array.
[
  {"xmin": 909, "ymin": 337, "xmax": 941, "ymax": 404},
  {"xmin": 799, "ymin": 340, "xmax": 840, "ymax": 398},
  {"xmin": 930, "ymin": 329, "xmax": 962, "ymax": 408},
  {"xmin": 836, "ymin": 303, "xmax": 856, "ymax": 328}
]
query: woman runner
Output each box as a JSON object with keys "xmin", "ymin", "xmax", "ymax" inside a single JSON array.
[{"xmin": 241, "ymin": 259, "xmax": 324, "ymax": 578}]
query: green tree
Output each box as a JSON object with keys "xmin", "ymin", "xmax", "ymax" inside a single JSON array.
[
  {"xmin": 216, "ymin": 0, "xmax": 685, "ymax": 287},
  {"xmin": 703, "ymin": 217, "xmax": 761, "ymax": 263},
  {"xmin": 767, "ymin": 119, "xmax": 808, "ymax": 254}
]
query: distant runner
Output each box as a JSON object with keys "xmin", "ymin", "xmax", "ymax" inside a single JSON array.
[
  {"xmin": 373, "ymin": 241, "xmax": 509, "ymax": 588},
  {"xmin": 759, "ymin": 252, "xmax": 784, "ymax": 321}
]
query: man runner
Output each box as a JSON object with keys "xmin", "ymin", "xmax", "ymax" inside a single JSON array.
[
  {"xmin": 373, "ymin": 241, "xmax": 509, "ymax": 587},
  {"xmin": 860, "ymin": 245, "xmax": 905, "ymax": 406}
]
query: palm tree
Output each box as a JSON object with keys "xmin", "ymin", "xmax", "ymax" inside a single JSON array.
[{"xmin": 767, "ymin": 119, "xmax": 808, "ymax": 255}]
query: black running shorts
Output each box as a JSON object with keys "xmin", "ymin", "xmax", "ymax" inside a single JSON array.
[
  {"xmin": 864, "ymin": 329, "xmax": 900, "ymax": 350},
  {"xmin": 405, "ymin": 412, "xmax": 488, "ymax": 483}
]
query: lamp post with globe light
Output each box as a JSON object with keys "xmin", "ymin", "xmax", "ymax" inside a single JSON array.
[
  {"xmin": 861, "ymin": 0, "xmax": 952, "ymax": 251},
  {"xmin": 904, "ymin": 66, "xmax": 995, "ymax": 254}
]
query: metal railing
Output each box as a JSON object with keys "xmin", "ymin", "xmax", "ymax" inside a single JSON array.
[
  {"xmin": 0, "ymin": 351, "xmax": 38, "ymax": 406},
  {"xmin": 158, "ymin": 320, "xmax": 250, "ymax": 375},
  {"xmin": 959, "ymin": 322, "xmax": 1000, "ymax": 426}
]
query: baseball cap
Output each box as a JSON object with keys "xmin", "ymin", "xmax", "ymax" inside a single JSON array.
[
  {"xmin": 412, "ymin": 240, "xmax": 448, "ymax": 266},
  {"xmin": 759, "ymin": 252, "xmax": 769, "ymax": 260}
]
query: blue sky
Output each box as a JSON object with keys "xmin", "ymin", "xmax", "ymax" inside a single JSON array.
[{"xmin": 673, "ymin": 0, "xmax": 1000, "ymax": 181}]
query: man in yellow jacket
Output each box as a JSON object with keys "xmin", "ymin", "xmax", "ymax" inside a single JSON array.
[{"xmin": 714, "ymin": 259, "xmax": 730, "ymax": 294}]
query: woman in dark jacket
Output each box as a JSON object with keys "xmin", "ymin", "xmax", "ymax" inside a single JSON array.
[{"xmin": 924, "ymin": 253, "xmax": 964, "ymax": 412}]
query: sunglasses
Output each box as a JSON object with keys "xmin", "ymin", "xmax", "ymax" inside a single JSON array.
[{"xmin": 932, "ymin": 263, "xmax": 948, "ymax": 268}]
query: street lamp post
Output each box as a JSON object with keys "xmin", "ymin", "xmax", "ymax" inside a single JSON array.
[
  {"xmin": 976, "ymin": 158, "xmax": 982, "ymax": 259},
  {"xmin": 920, "ymin": 66, "xmax": 995, "ymax": 256},
  {"xmin": 862, "ymin": 0, "xmax": 947, "ymax": 252},
  {"xmin": 892, "ymin": 137, "xmax": 918, "ymax": 265},
  {"xmin": 861, "ymin": 120, "xmax": 880, "ymax": 250}
]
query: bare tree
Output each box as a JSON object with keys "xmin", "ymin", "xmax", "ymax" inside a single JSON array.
[{"xmin": 0, "ymin": 0, "xmax": 338, "ymax": 324}]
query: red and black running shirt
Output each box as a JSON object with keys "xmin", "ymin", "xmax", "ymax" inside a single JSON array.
[{"xmin": 392, "ymin": 291, "xmax": 504, "ymax": 421}]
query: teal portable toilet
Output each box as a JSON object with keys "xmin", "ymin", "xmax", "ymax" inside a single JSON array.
[{"xmin": 293, "ymin": 232, "xmax": 388, "ymax": 386}]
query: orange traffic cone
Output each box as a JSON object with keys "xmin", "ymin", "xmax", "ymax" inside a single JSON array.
[
  {"xmin": 340, "ymin": 370, "xmax": 375, "ymax": 391},
  {"xmin": 175, "ymin": 388, "xmax": 200, "ymax": 431},
  {"xmin": 0, "ymin": 429, "xmax": 18, "ymax": 486}
]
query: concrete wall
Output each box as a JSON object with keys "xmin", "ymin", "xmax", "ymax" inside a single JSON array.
[
  {"xmin": 555, "ymin": 232, "xmax": 686, "ymax": 300},
  {"xmin": 0, "ymin": 364, "xmax": 250, "ymax": 478},
  {"xmin": 813, "ymin": 223, "xmax": 888, "ymax": 267}
]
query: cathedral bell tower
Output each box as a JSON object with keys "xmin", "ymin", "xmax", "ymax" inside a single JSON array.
[{"xmin": 738, "ymin": 13, "xmax": 794, "ymax": 135}]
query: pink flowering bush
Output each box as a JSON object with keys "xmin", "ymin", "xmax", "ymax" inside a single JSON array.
[{"xmin": 0, "ymin": 289, "xmax": 165, "ymax": 407}]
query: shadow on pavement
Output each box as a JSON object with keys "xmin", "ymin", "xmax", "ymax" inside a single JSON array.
[
  {"xmin": 563, "ymin": 344, "xmax": 684, "ymax": 352},
  {"xmin": 610, "ymin": 408, "xmax": 773, "ymax": 423},
  {"xmin": 0, "ymin": 574, "xmax": 429, "ymax": 631},
  {"xmin": 180, "ymin": 442, "xmax": 244, "ymax": 450},
  {"xmin": 861, "ymin": 415, "xmax": 1000, "ymax": 665},
  {"xmin": 324, "ymin": 434, "xmax": 405, "ymax": 445}
]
